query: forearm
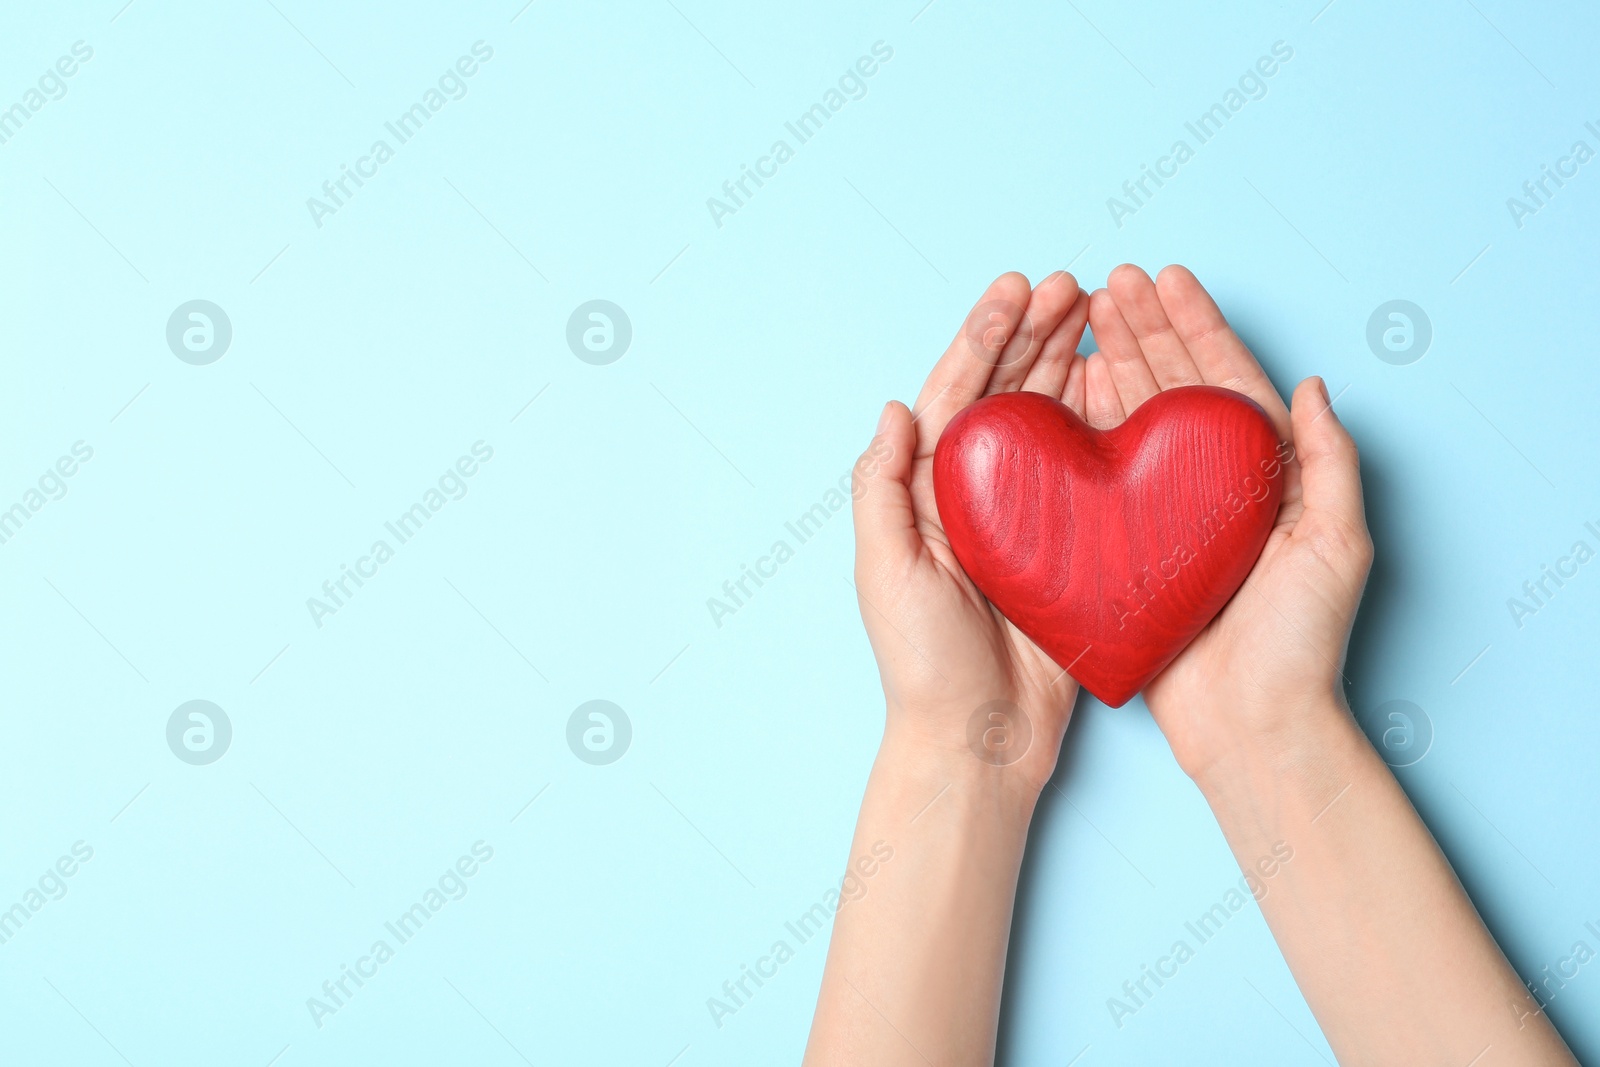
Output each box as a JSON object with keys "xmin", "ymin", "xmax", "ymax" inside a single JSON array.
[
  {"xmin": 1194, "ymin": 698, "xmax": 1576, "ymax": 1065},
  {"xmin": 804, "ymin": 721, "xmax": 1039, "ymax": 1067}
]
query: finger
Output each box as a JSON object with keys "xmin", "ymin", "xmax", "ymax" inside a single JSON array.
[
  {"xmin": 1154, "ymin": 265, "xmax": 1290, "ymax": 440},
  {"xmin": 1106, "ymin": 263, "xmax": 1204, "ymax": 388},
  {"xmin": 1088, "ymin": 287, "xmax": 1161, "ymax": 413},
  {"xmin": 1061, "ymin": 354, "xmax": 1087, "ymax": 419},
  {"xmin": 911, "ymin": 272, "xmax": 1032, "ymax": 451},
  {"xmin": 1289, "ymin": 377, "xmax": 1367, "ymax": 537},
  {"xmin": 1083, "ymin": 354, "xmax": 1126, "ymax": 429},
  {"xmin": 1021, "ymin": 287, "xmax": 1089, "ymax": 397},
  {"xmin": 852, "ymin": 401, "xmax": 920, "ymax": 570},
  {"xmin": 987, "ymin": 271, "xmax": 1080, "ymax": 394}
]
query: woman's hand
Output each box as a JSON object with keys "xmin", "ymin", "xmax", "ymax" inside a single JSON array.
[
  {"xmin": 1079, "ymin": 264, "xmax": 1577, "ymax": 1066},
  {"xmin": 1081, "ymin": 263, "xmax": 1372, "ymax": 780},
  {"xmin": 810, "ymin": 269, "xmax": 1095, "ymax": 1067},
  {"xmin": 852, "ymin": 269, "xmax": 1090, "ymax": 790}
]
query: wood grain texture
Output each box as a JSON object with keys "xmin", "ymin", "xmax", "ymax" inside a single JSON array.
[{"xmin": 932, "ymin": 386, "xmax": 1285, "ymax": 707}]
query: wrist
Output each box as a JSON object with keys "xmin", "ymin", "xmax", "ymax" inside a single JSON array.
[
  {"xmin": 1160, "ymin": 677, "xmax": 1346, "ymax": 779},
  {"xmin": 874, "ymin": 714, "xmax": 1044, "ymax": 831},
  {"xmin": 1189, "ymin": 694, "xmax": 1372, "ymax": 822}
]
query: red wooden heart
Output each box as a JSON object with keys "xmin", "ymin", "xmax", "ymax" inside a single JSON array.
[{"xmin": 932, "ymin": 386, "xmax": 1286, "ymax": 707}]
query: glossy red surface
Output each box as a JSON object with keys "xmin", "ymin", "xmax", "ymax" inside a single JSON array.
[{"xmin": 933, "ymin": 386, "xmax": 1285, "ymax": 707}]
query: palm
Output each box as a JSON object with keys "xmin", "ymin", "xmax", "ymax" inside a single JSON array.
[
  {"xmin": 905, "ymin": 447, "xmax": 1071, "ymax": 697},
  {"xmin": 856, "ymin": 264, "xmax": 1367, "ymax": 784},
  {"xmin": 1077, "ymin": 265, "xmax": 1371, "ymax": 774},
  {"xmin": 853, "ymin": 270, "xmax": 1091, "ymax": 783}
]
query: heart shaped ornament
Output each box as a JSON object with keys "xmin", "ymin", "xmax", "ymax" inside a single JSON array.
[{"xmin": 933, "ymin": 386, "xmax": 1286, "ymax": 707}]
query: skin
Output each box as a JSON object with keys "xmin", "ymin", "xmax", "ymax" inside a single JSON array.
[{"xmin": 802, "ymin": 266, "xmax": 1578, "ymax": 1066}]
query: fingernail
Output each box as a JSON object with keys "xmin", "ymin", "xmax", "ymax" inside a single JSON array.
[
  {"xmin": 877, "ymin": 402, "xmax": 894, "ymax": 434},
  {"xmin": 1314, "ymin": 376, "xmax": 1330, "ymax": 403}
]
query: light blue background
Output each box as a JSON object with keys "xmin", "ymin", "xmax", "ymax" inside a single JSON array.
[{"xmin": 2, "ymin": 0, "xmax": 1597, "ymax": 1063}]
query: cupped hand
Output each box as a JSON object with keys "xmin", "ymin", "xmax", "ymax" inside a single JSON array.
[
  {"xmin": 851, "ymin": 271, "xmax": 1092, "ymax": 790},
  {"xmin": 1083, "ymin": 265, "xmax": 1374, "ymax": 779}
]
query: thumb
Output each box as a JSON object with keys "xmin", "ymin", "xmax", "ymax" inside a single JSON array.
[
  {"xmin": 1289, "ymin": 376, "xmax": 1373, "ymax": 569},
  {"xmin": 851, "ymin": 401, "xmax": 919, "ymax": 568}
]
